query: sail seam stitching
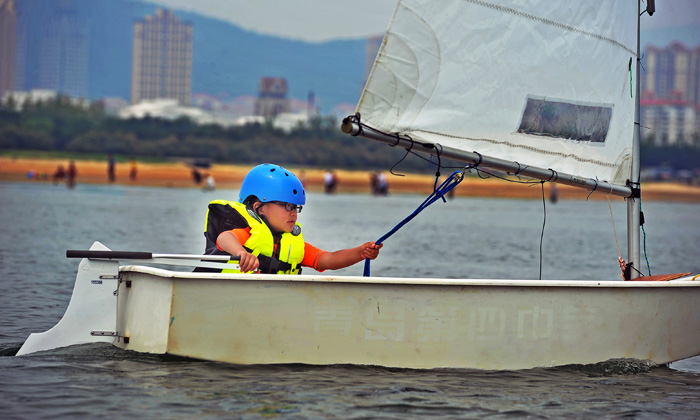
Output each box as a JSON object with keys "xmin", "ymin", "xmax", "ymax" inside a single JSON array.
[{"xmin": 466, "ymin": 0, "xmax": 636, "ymax": 56}]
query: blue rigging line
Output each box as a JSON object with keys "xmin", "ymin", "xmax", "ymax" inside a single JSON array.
[{"xmin": 363, "ymin": 170, "xmax": 465, "ymax": 277}]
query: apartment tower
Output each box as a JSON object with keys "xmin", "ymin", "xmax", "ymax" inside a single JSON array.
[
  {"xmin": 254, "ymin": 77, "xmax": 289, "ymax": 118},
  {"xmin": 131, "ymin": 9, "xmax": 193, "ymax": 105},
  {"xmin": 642, "ymin": 42, "xmax": 700, "ymax": 107},
  {"xmin": 0, "ymin": 0, "xmax": 17, "ymax": 97},
  {"xmin": 640, "ymin": 42, "xmax": 700, "ymax": 145},
  {"xmin": 37, "ymin": 1, "xmax": 89, "ymax": 98}
]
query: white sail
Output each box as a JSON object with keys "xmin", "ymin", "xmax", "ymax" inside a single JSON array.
[{"xmin": 357, "ymin": 0, "xmax": 638, "ymax": 186}]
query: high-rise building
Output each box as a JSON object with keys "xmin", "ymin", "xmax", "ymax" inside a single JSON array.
[
  {"xmin": 640, "ymin": 43, "xmax": 700, "ymax": 145},
  {"xmin": 642, "ymin": 42, "xmax": 700, "ymax": 107},
  {"xmin": 0, "ymin": 0, "xmax": 17, "ymax": 98},
  {"xmin": 131, "ymin": 9, "xmax": 193, "ymax": 105},
  {"xmin": 254, "ymin": 77, "xmax": 289, "ymax": 118},
  {"xmin": 38, "ymin": 1, "xmax": 88, "ymax": 98},
  {"xmin": 641, "ymin": 99, "xmax": 697, "ymax": 146}
]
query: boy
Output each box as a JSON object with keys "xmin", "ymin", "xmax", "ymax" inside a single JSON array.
[{"xmin": 210, "ymin": 164, "xmax": 382, "ymax": 274}]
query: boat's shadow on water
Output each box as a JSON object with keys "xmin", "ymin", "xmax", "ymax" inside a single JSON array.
[{"xmin": 0, "ymin": 344, "xmax": 21, "ymax": 357}]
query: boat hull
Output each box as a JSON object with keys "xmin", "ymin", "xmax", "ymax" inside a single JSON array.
[{"xmin": 114, "ymin": 266, "xmax": 700, "ymax": 370}]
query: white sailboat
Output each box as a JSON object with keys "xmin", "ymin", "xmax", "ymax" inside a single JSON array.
[{"xmin": 17, "ymin": 0, "xmax": 700, "ymax": 370}]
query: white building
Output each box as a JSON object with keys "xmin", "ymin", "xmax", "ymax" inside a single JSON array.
[{"xmin": 640, "ymin": 98, "xmax": 698, "ymax": 146}]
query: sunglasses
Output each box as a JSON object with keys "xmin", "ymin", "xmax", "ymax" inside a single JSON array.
[{"xmin": 270, "ymin": 201, "xmax": 303, "ymax": 213}]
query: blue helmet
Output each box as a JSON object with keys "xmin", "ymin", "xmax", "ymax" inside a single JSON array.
[{"xmin": 239, "ymin": 164, "xmax": 306, "ymax": 205}]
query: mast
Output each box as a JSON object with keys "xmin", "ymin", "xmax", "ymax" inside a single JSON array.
[{"xmin": 627, "ymin": 0, "xmax": 650, "ymax": 279}]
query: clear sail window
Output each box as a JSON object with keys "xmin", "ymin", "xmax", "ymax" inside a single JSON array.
[{"xmin": 517, "ymin": 96, "xmax": 613, "ymax": 143}]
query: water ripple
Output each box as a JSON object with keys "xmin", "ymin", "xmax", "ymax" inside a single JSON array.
[{"xmin": 1, "ymin": 183, "xmax": 699, "ymax": 419}]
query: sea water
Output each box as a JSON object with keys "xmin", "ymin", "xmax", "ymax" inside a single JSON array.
[{"xmin": 1, "ymin": 181, "xmax": 699, "ymax": 419}]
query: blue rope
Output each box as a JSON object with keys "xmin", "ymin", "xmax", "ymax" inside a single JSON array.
[{"xmin": 363, "ymin": 170, "xmax": 465, "ymax": 277}]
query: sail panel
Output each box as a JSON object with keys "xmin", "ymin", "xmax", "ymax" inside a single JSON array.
[{"xmin": 358, "ymin": 0, "xmax": 638, "ymax": 185}]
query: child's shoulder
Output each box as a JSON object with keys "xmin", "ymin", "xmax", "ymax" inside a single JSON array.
[{"xmin": 206, "ymin": 201, "xmax": 250, "ymax": 234}]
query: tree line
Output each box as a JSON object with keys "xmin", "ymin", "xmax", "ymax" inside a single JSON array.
[
  {"xmin": 1, "ymin": 95, "xmax": 698, "ymax": 174},
  {"xmin": 0, "ymin": 95, "xmax": 445, "ymax": 172}
]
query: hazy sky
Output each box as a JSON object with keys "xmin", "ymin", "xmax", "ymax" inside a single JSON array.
[
  {"xmin": 143, "ymin": 0, "xmax": 397, "ymax": 42},
  {"xmin": 144, "ymin": 0, "xmax": 698, "ymax": 42}
]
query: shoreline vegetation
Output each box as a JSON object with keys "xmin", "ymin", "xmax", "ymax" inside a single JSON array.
[{"xmin": 2, "ymin": 155, "xmax": 700, "ymax": 203}]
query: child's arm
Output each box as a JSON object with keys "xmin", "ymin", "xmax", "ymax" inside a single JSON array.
[
  {"xmin": 316, "ymin": 242, "xmax": 383, "ymax": 271},
  {"xmin": 217, "ymin": 231, "xmax": 259, "ymax": 272}
]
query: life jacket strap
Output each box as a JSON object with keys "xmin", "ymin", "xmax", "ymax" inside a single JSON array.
[{"xmin": 258, "ymin": 254, "xmax": 293, "ymax": 273}]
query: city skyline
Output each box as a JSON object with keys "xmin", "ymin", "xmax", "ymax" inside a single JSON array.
[
  {"xmin": 6, "ymin": 0, "xmax": 370, "ymax": 115},
  {"xmin": 5, "ymin": 0, "xmax": 700, "ymax": 120}
]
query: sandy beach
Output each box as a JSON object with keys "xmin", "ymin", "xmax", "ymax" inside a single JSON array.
[{"xmin": 2, "ymin": 156, "xmax": 699, "ymax": 203}]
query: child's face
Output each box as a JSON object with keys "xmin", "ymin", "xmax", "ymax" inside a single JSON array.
[{"xmin": 257, "ymin": 201, "xmax": 298, "ymax": 233}]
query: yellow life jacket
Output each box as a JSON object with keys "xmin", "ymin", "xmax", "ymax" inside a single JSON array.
[{"xmin": 213, "ymin": 201, "xmax": 305, "ymax": 274}]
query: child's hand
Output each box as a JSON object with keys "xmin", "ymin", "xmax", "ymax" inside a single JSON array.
[
  {"xmin": 238, "ymin": 250, "xmax": 260, "ymax": 273},
  {"xmin": 360, "ymin": 242, "xmax": 383, "ymax": 260}
]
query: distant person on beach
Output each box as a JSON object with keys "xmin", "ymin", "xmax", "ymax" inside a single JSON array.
[
  {"xmin": 203, "ymin": 163, "xmax": 382, "ymax": 274},
  {"xmin": 549, "ymin": 184, "xmax": 559, "ymax": 204},
  {"xmin": 203, "ymin": 173, "xmax": 216, "ymax": 191},
  {"xmin": 108, "ymin": 154, "xmax": 116, "ymax": 183},
  {"xmin": 53, "ymin": 165, "xmax": 66, "ymax": 185},
  {"xmin": 129, "ymin": 158, "xmax": 138, "ymax": 181},
  {"xmin": 192, "ymin": 168, "xmax": 202, "ymax": 185},
  {"xmin": 370, "ymin": 171, "xmax": 389, "ymax": 196},
  {"xmin": 324, "ymin": 169, "xmax": 338, "ymax": 194},
  {"xmin": 67, "ymin": 161, "xmax": 77, "ymax": 189}
]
